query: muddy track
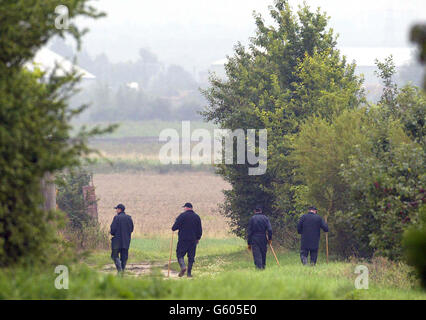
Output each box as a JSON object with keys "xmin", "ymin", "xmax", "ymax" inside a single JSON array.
[{"xmin": 101, "ymin": 261, "xmax": 181, "ymax": 278}]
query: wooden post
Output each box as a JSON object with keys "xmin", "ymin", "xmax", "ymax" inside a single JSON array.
[
  {"xmin": 40, "ymin": 172, "xmax": 56, "ymax": 211},
  {"xmin": 82, "ymin": 184, "xmax": 98, "ymax": 222}
]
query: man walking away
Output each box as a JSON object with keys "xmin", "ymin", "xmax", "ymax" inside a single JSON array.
[
  {"xmin": 172, "ymin": 203, "xmax": 202, "ymax": 278},
  {"xmin": 110, "ymin": 204, "xmax": 134, "ymax": 274},
  {"xmin": 297, "ymin": 206, "xmax": 328, "ymax": 266},
  {"xmin": 247, "ymin": 205, "xmax": 273, "ymax": 270}
]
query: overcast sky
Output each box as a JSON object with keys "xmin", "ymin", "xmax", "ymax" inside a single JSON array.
[{"xmin": 74, "ymin": 0, "xmax": 426, "ymax": 72}]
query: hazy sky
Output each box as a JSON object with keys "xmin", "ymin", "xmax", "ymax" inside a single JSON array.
[{"xmin": 74, "ymin": 0, "xmax": 426, "ymax": 72}]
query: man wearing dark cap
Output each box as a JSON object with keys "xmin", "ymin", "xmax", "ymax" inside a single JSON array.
[
  {"xmin": 110, "ymin": 204, "xmax": 134, "ymax": 274},
  {"xmin": 297, "ymin": 206, "xmax": 328, "ymax": 266},
  {"xmin": 172, "ymin": 203, "xmax": 202, "ymax": 277},
  {"xmin": 247, "ymin": 205, "xmax": 273, "ymax": 269}
]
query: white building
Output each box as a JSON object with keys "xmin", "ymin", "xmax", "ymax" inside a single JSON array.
[{"xmin": 24, "ymin": 47, "xmax": 96, "ymax": 79}]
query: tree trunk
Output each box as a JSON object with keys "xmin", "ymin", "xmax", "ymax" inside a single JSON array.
[{"xmin": 40, "ymin": 172, "xmax": 56, "ymax": 211}]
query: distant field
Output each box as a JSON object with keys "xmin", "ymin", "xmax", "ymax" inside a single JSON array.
[
  {"xmin": 75, "ymin": 120, "xmax": 220, "ymax": 173},
  {"xmin": 73, "ymin": 120, "xmax": 217, "ymax": 139},
  {"xmin": 94, "ymin": 172, "xmax": 231, "ymax": 238}
]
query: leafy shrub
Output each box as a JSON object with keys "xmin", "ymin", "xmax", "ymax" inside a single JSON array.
[
  {"xmin": 56, "ymin": 168, "xmax": 109, "ymax": 251},
  {"xmin": 0, "ymin": 0, "xmax": 109, "ymax": 267},
  {"xmin": 403, "ymin": 205, "xmax": 426, "ymax": 288}
]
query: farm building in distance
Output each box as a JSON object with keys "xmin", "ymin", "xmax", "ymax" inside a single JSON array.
[{"xmin": 24, "ymin": 47, "xmax": 96, "ymax": 80}]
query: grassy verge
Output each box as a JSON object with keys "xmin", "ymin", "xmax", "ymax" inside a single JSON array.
[{"xmin": 1, "ymin": 237, "xmax": 425, "ymax": 300}]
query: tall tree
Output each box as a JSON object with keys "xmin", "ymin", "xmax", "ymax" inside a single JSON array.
[
  {"xmin": 0, "ymin": 0, "xmax": 110, "ymax": 266},
  {"xmin": 290, "ymin": 109, "xmax": 372, "ymax": 256},
  {"xmin": 201, "ymin": 0, "xmax": 363, "ymax": 244}
]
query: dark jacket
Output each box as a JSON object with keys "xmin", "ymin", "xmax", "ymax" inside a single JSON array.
[
  {"xmin": 172, "ymin": 210, "xmax": 202, "ymax": 241},
  {"xmin": 297, "ymin": 212, "xmax": 328, "ymax": 249},
  {"xmin": 110, "ymin": 211, "xmax": 134, "ymax": 249},
  {"xmin": 247, "ymin": 213, "xmax": 272, "ymax": 245}
]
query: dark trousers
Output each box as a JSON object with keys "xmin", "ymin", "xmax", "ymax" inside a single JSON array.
[
  {"xmin": 300, "ymin": 248, "xmax": 318, "ymax": 265},
  {"xmin": 251, "ymin": 235, "xmax": 268, "ymax": 269},
  {"xmin": 111, "ymin": 248, "xmax": 129, "ymax": 271},
  {"xmin": 176, "ymin": 240, "xmax": 197, "ymax": 263},
  {"xmin": 252, "ymin": 244, "xmax": 267, "ymax": 269}
]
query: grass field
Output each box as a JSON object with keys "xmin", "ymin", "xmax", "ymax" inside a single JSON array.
[
  {"xmin": 1, "ymin": 237, "xmax": 425, "ymax": 300},
  {"xmin": 82, "ymin": 120, "xmax": 219, "ymax": 173}
]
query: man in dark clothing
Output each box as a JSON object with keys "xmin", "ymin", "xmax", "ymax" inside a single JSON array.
[
  {"xmin": 172, "ymin": 203, "xmax": 202, "ymax": 278},
  {"xmin": 297, "ymin": 206, "xmax": 328, "ymax": 266},
  {"xmin": 110, "ymin": 204, "xmax": 134, "ymax": 273},
  {"xmin": 247, "ymin": 205, "xmax": 273, "ymax": 269}
]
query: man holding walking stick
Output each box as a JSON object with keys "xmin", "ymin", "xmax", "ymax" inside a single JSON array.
[
  {"xmin": 247, "ymin": 205, "xmax": 273, "ymax": 270},
  {"xmin": 297, "ymin": 206, "xmax": 329, "ymax": 266},
  {"xmin": 172, "ymin": 203, "xmax": 202, "ymax": 278}
]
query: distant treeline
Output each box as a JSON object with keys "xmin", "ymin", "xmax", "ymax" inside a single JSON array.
[{"xmin": 50, "ymin": 39, "xmax": 206, "ymax": 121}]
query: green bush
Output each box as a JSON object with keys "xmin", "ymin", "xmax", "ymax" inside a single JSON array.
[
  {"xmin": 403, "ymin": 205, "xmax": 426, "ymax": 288},
  {"xmin": 201, "ymin": 0, "xmax": 363, "ymax": 245},
  {"xmin": 56, "ymin": 168, "xmax": 109, "ymax": 251},
  {"xmin": 0, "ymin": 1, "xmax": 110, "ymax": 266},
  {"xmin": 56, "ymin": 169, "xmax": 93, "ymax": 230}
]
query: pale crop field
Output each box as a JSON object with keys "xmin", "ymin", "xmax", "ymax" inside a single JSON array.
[{"xmin": 93, "ymin": 172, "xmax": 232, "ymax": 238}]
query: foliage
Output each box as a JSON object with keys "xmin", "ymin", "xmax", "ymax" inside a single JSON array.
[
  {"xmin": 410, "ymin": 24, "xmax": 426, "ymax": 90},
  {"xmin": 61, "ymin": 220, "xmax": 110, "ymax": 252},
  {"xmin": 401, "ymin": 22, "xmax": 426, "ymax": 289},
  {"xmin": 0, "ymin": 0, "xmax": 112, "ymax": 266},
  {"xmin": 56, "ymin": 168, "xmax": 92, "ymax": 229},
  {"xmin": 403, "ymin": 205, "xmax": 426, "ymax": 288},
  {"xmin": 338, "ymin": 58, "xmax": 425, "ymax": 260},
  {"xmin": 291, "ymin": 109, "xmax": 372, "ymax": 257},
  {"xmin": 1, "ymin": 243, "xmax": 425, "ymax": 300},
  {"xmin": 342, "ymin": 133, "xmax": 425, "ymax": 259},
  {"xmin": 275, "ymin": 54, "xmax": 425, "ymax": 261},
  {"xmin": 395, "ymin": 84, "xmax": 426, "ymax": 147},
  {"xmin": 201, "ymin": 0, "xmax": 363, "ymax": 244},
  {"xmin": 375, "ymin": 57, "xmax": 426, "ymax": 146},
  {"xmin": 56, "ymin": 168, "xmax": 109, "ymax": 251}
]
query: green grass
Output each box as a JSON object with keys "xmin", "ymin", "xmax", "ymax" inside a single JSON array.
[
  {"xmin": 1, "ymin": 237, "xmax": 425, "ymax": 300},
  {"xmin": 85, "ymin": 237, "xmax": 245, "ymax": 266}
]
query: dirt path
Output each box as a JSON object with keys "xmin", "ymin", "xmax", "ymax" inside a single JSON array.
[{"xmin": 101, "ymin": 261, "xmax": 180, "ymax": 278}]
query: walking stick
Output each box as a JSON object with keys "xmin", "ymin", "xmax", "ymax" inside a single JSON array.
[
  {"xmin": 168, "ymin": 232, "xmax": 174, "ymax": 277},
  {"xmin": 325, "ymin": 216, "xmax": 329, "ymax": 264},
  {"xmin": 266, "ymin": 234, "xmax": 280, "ymax": 266}
]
